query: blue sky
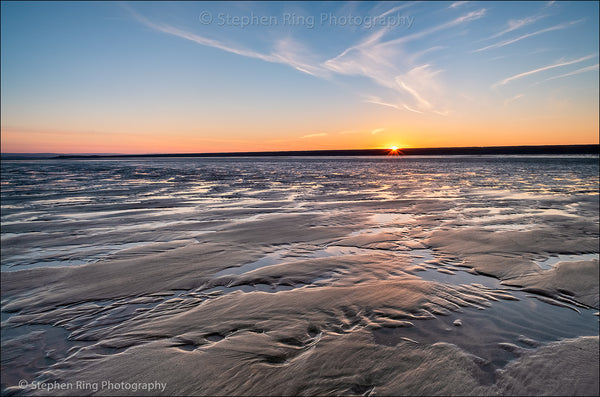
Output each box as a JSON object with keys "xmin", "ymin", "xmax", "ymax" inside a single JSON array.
[{"xmin": 1, "ymin": 1, "xmax": 598, "ymax": 153}]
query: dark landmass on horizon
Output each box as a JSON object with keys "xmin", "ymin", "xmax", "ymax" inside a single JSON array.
[{"xmin": 1, "ymin": 145, "xmax": 598, "ymax": 160}]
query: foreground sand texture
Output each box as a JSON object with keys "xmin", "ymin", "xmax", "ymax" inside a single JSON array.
[{"xmin": 1, "ymin": 156, "xmax": 598, "ymax": 396}]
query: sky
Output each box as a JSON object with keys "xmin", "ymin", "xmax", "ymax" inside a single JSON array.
[{"xmin": 1, "ymin": 1, "xmax": 598, "ymax": 154}]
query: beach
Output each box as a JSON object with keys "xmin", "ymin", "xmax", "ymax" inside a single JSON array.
[{"xmin": 1, "ymin": 155, "xmax": 598, "ymax": 396}]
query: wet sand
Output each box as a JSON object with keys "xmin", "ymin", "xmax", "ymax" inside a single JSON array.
[{"xmin": 1, "ymin": 156, "xmax": 598, "ymax": 395}]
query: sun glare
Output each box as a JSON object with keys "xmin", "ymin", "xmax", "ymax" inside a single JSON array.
[{"xmin": 387, "ymin": 145, "xmax": 401, "ymax": 156}]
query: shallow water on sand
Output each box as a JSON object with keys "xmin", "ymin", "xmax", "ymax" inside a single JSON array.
[{"xmin": 1, "ymin": 156, "xmax": 598, "ymax": 396}]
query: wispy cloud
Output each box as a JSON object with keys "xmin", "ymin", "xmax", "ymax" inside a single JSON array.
[
  {"xmin": 474, "ymin": 19, "xmax": 583, "ymax": 53},
  {"xmin": 338, "ymin": 130, "xmax": 360, "ymax": 135},
  {"xmin": 449, "ymin": 1, "xmax": 469, "ymax": 9},
  {"xmin": 128, "ymin": 5, "xmax": 483, "ymax": 115},
  {"xmin": 364, "ymin": 96, "xmax": 424, "ymax": 114},
  {"xmin": 301, "ymin": 133, "xmax": 328, "ymax": 139},
  {"xmin": 489, "ymin": 15, "xmax": 546, "ymax": 39},
  {"xmin": 129, "ymin": 8, "xmax": 269, "ymax": 60},
  {"xmin": 503, "ymin": 93, "xmax": 524, "ymax": 106},
  {"xmin": 126, "ymin": 5, "xmax": 329, "ymax": 78},
  {"xmin": 324, "ymin": 10, "xmax": 485, "ymax": 114},
  {"xmin": 377, "ymin": 2, "xmax": 418, "ymax": 18},
  {"xmin": 493, "ymin": 54, "xmax": 596, "ymax": 87},
  {"xmin": 336, "ymin": 127, "xmax": 389, "ymax": 136},
  {"xmin": 270, "ymin": 38, "xmax": 329, "ymax": 77},
  {"xmin": 397, "ymin": 80, "xmax": 431, "ymax": 108},
  {"xmin": 387, "ymin": 9, "xmax": 486, "ymax": 46},
  {"xmin": 394, "ymin": 65, "xmax": 439, "ymax": 110},
  {"xmin": 537, "ymin": 63, "xmax": 599, "ymax": 83},
  {"xmin": 452, "ymin": 9, "xmax": 487, "ymax": 25}
]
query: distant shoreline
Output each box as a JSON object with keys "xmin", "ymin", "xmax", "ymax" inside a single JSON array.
[{"xmin": 1, "ymin": 144, "xmax": 598, "ymax": 160}]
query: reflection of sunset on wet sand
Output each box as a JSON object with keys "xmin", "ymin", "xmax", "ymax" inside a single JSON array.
[{"xmin": 2, "ymin": 156, "xmax": 598, "ymax": 395}]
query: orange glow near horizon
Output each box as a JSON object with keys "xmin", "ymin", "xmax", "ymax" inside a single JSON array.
[
  {"xmin": 3, "ymin": 84, "xmax": 599, "ymax": 154},
  {"xmin": 1, "ymin": 100, "xmax": 599, "ymax": 154},
  {"xmin": 2, "ymin": 121, "xmax": 599, "ymax": 154}
]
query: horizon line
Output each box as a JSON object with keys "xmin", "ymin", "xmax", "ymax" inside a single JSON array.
[{"xmin": 2, "ymin": 144, "xmax": 598, "ymax": 159}]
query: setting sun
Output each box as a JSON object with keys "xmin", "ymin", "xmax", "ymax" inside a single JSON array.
[{"xmin": 387, "ymin": 145, "xmax": 401, "ymax": 156}]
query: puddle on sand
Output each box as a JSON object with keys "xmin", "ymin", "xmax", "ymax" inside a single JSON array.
[
  {"xmin": 349, "ymin": 213, "xmax": 412, "ymax": 236},
  {"xmin": 0, "ymin": 287, "xmax": 199, "ymax": 394},
  {"xmin": 419, "ymin": 265, "xmax": 502, "ymax": 289},
  {"xmin": 373, "ymin": 246, "xmax": 599, "ymax": 385},
  {"xmin": 202, "ymin": 284, "xmax": 296, "ymax": 295},
  {"xmin": 1, "ymin": 321, "xmax": 93, "ymax": 392},
  {"xmin": 534, "ymin": 254, "xmax": 599, "ymax": 270},
  {"xmin": 1, "ymin": 241, "xmax": 155, "ymax": 272},
  {"xmin": 213, "ymin": 244, "xmax": 406, "ymax": 278},
  {"xmin": 369, "ymin": 213, "xmax": 413, "ymax": 225},
  {"xmin": 213, "ymin": 249, "xmax": 289, "ymax": 277},
  {"xmin": 408, "ymin": 248, "xmax": 503, "ymax": 289},
  {"xmin": 479, "ymin": 223, "xmax": 537, "ymax": 231},
  {"xmin": 372, "ymin": 288, "xmax": 599, "ymax": 385}
]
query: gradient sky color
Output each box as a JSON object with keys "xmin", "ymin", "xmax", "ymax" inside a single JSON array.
[{"xmin": 1, "ymin": 1, "xmax": 598, "ymax": 154}]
